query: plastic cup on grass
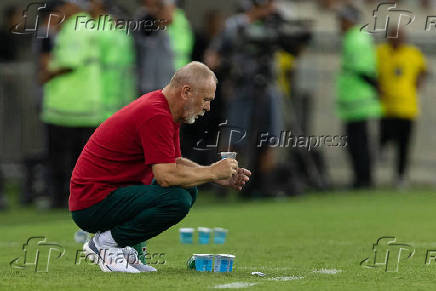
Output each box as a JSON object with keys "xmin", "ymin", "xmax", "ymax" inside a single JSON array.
[
  {"xmin": 179, "ymin": 227, "xmax": 194, "ymax": 244},
  {"xmin": 192, "ymin": 254, "xmax": 214, "ymax": 272},
  {"xmin": 214, "ymin": 254, "xmax": 235, "ymax": 272},
  {"xmin": 197, "ymin": 227, "xmax": 211, "ymax": 244},
  {"xmin": 213, "ymin": 227, "xmax": 228, "ymax": 244}
]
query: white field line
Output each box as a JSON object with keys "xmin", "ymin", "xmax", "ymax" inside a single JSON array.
[
  {"xmin": 213, "ymin": 282, "xmax": 258, "ymax": 289},
  {"xmin": 267, "ymin": 276, "xmax": 304, "ymax": 281},
  {"xmin": 237, "ymin": 266, "xmax": 296, "ymax": 272},
  {"xmin": 312, "ymin": 268, "xmax": 342, "ymax": 274}
]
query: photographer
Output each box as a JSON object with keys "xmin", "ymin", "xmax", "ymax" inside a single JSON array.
[
  {"xmin": 206, "ymin": 0, "xmax": 303, "ymax": 197},
  {"xmin": 134, "ymin": 0, "xmax": 175, "ymax": 94}
]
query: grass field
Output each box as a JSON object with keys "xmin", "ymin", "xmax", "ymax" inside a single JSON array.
[{"xmin": 1, "ymin": 188, "xmax": 436, "ymax": 290}]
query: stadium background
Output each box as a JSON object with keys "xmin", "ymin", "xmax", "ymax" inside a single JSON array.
[
  {"xmin": 1, "ymin": 0, "xmax": 435, "ymax": 188},
  {"xmin": 1, "ymin": 1, "xmax": 436, "ymax": 289}
]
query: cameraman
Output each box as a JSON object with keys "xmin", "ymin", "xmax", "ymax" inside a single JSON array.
[{"xmin": 206, "ymin": 0, "xmax": 284, "ymax": 197}]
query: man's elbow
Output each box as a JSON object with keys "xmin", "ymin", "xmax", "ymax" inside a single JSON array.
[
  {"xmin": 154, "ymin": 170, "xmax": 180, "ymax": 187},
  {"xmin": 152, "ymin": 164, "xmax": 183, "ymax": 187}
]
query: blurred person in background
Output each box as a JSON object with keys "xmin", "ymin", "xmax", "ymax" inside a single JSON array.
[
  {"xmin": 37, "ymin": 1, "xmax": 66, "ymax": 84},
  {"xmin": 0, "ymin": 5, "xmax": 35, "ymax": 209},
  {"xmin": 168, "ymin": 0, "xmax": 193, "ymax": 70},
  {"xmin": 336, "ymin": 4, "xmax": 381, "ymax": 189},
  {"xmin": 191, "ymin": 10, "xmax": 223, "ymax": 63},
  {"xmin": 276, "ymin": 33, "xmax": 330, "ymax": 193},
  {"xmin": 0, "ymin": 6, "xmax": 20, "ymax": 60},
  {"xmin": 28, "ymin": 0, "xmax": 67, "ymax": 207},
  {"xmin": 88, "ymin": 0, "xmax": 136, "ymax": 120},
  {"xmin": 0, "ymin": 5, "xmax": 30, "ymax": 61},
  {"xmin": 134, "ymin": 0, "xmax": 175, "ymax": 94},
  {"xmin": 42, "ymin": 0, "xmax": 103, "ymax": 208},
  {"xmin": 206, "ymin": 0, "xmax": 297, "ymax": 197},
  {"xmin": 377, "ymin": 28, "xmax": 427, "ymax": 188},
  {"xmin": 0, "ymin": 5, "xmax": 20, "ymax": 210}
]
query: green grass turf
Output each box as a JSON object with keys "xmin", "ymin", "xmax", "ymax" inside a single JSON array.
[{"xmin": 1, "ymin": 189, "xmax": 436, "ymax": 290}]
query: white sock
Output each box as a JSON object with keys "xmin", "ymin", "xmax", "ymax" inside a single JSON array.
[{"xmin": 96, "ymin": 230, "xmax": 118, "ymax": 248}]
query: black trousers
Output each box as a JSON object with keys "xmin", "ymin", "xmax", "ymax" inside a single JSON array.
[
  {"xmin": 380, "ymin": 117, "xmax": 413, "ymax": 179},
  {"xmin": 47, "ymin": 124, "xmax": 94, "ymax": 208},
  {"xmin": 345, "ymin": 120, "xmax": 373, "ymax": 188}
]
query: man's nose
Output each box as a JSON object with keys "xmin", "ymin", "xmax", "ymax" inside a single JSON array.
[{"xmin": 204, "ymin": 103, "xmax": 210, "ymax": 112}]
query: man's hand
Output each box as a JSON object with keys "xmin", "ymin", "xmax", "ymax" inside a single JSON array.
[
  {"xmin": 215, "ymin": 168, "xmax": 251, "ymax": 191},
  {"xmin": 210, "ymin": 158, "xmax": 238, "ymax": 180}
]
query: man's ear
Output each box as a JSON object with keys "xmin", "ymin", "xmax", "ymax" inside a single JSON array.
[{"xmin": 181, "ymin": 85, "xmax": 191, "ymax": 100}]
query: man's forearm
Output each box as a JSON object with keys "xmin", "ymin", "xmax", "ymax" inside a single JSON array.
[
  {"xmin": 176, "ymin": 157, "xmax": 228, "ymax": 186},
  {"xmin": 155, "ymin": 163, "xmax": 215, "ymax": 188},
  {"xmin": 176, "ymin": 157, "xmax": 203, "ymax": 168}
]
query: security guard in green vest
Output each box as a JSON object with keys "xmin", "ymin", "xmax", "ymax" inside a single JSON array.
[
  {"xmin": 168, "ymin": 8, "xmax": 194, "ymax": 70},
  {"xmin": 336, "ymin": 4, "xmax": 381, "ymax": 189},
  {"xmin": 42, "ymin": 1, "xmax": 103, "ymax": 207},
  {"xmin": 88, "ymin": 0, "xmax": 136, "ymax": 120}
]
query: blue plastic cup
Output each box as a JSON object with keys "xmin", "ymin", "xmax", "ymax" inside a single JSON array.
[
  {"xmin": 197, "ymin": 227, "xmax": 211, "ymax": 244},
  {"xmin": 214, "ymin": 254, "xmax": 235, "ymax": 272},
  {"xmin": 179, "ymin": 228, "xmax": 194, "ymax": 244},
  {"xmin": 213, "ymin": 227, "xmax": 228, "ymax": 244},
  {"xmin": 194, "ymin": 254, "xmax": 214, "ymax": 272},
  {"xmin": 219, "ymin": 152, "xmax": 237, "ymax": 160}
]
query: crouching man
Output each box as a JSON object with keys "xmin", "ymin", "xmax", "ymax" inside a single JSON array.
[{"xmin": 69, "ymin": 62, "xmax": 251, "ymax": 273}]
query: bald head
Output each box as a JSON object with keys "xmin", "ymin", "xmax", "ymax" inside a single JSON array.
[
  {"xmin": 162, "ymin": 62, "xmax": 217, "ymax": 124},
  {"xmin": 169, "ymin": 61, "xmax": 218, "ymax": 90}
]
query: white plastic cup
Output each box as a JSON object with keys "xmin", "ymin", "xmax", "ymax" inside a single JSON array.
[
  {"xmin": 219, "ymin": 152, "xmax": 237, "ymax": 160},
  {"xmin": 214, "ymin": 254, "xmax": 235, "ymax": 272},
  {"xmin": 179, "ymin": 228, "xmax": 194, "ymax": 244}
]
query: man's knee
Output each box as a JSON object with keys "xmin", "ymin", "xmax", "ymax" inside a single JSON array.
[
  {"xmin": 166, "ymin": 187, "xmax": 193, "ymax": 218},
  {"xmin": 185, "ymin": 186, "xmax": 198, "ymax": 206}
]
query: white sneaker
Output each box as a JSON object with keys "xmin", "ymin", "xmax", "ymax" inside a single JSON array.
[
  {"xmin": 83, "ymin": 236, "xmax": 140, "ymax": 273},
  {"xmin": 122, "ymin": 246, "xmax": 157, "ymax": 272}
]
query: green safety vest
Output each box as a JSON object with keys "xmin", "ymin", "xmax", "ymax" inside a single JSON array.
[
  {"xmin": 336, "ymin": 26, "xmax": 381, "ymax": 121},
  {"xmin": 43, "ymin": 12, "xmax": 103, "ymax": 127},
  {"xmin": 98, "ymin": 16, "xmax": 136, "ymax": 120},
  {"xmin": 168, "ymin": 9, "xmax": 193, "ymax": 70}
]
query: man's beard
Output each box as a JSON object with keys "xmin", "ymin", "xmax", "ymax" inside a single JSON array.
[
  {"xmin": 184, "ymin": 100, "xmax": 204, "ymax": 124},
  {"xmin": 185, "ymin": 116, "xmax": 196, "ymax": 124},
  {"xmin": 184, "ymin": 110, "xmax": 204, "ymax": 124}
]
